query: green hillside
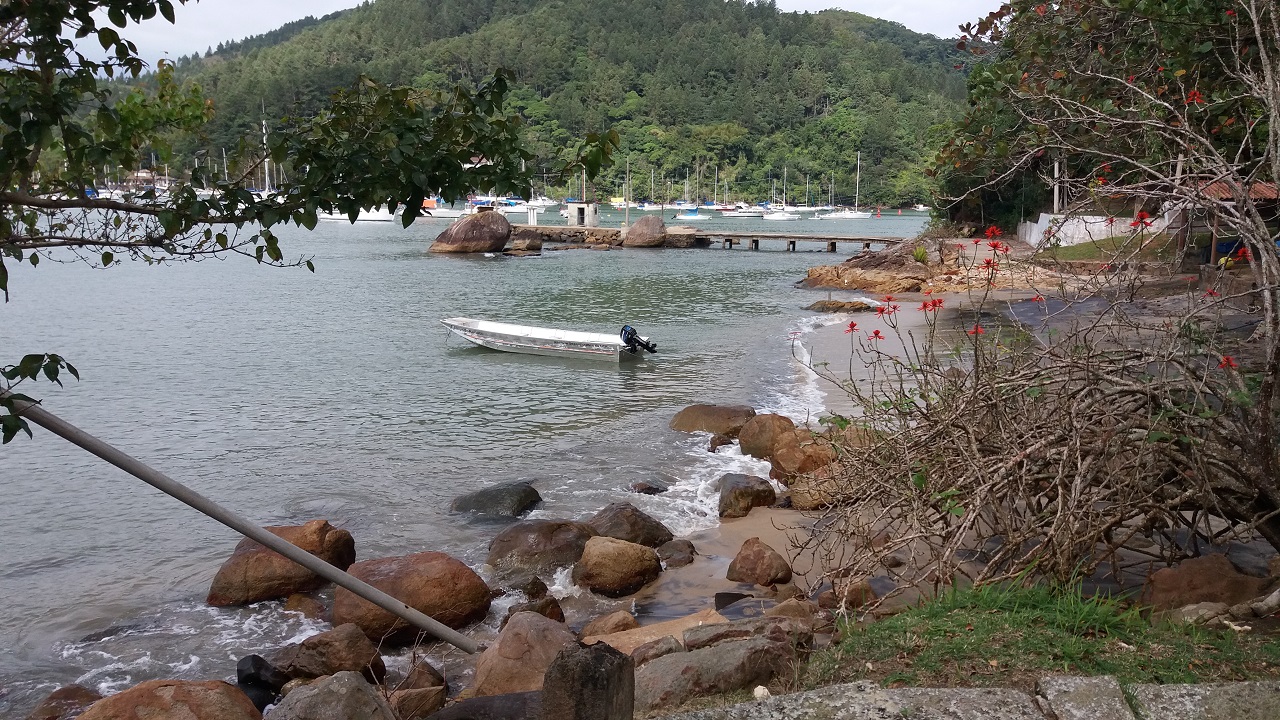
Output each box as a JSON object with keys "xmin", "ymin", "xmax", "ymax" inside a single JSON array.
[{"xmin": 165, "ymin": 0, "xmax": 966, "ymax": 206}]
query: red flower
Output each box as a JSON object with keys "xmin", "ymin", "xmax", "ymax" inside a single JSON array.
[
  {"xmin": 1034, "ymin": 4, "xmax": 1047, "ymax": 16},
  {"xmin": 1203, "ymin": 289, "xmax": 1220, "ymax": 298},
  {"xmin": 930, "ymin": 298, "xmax": 945, "ymax": 310},
  {"xmin": 1130, "ymin": 211, "xmax": 1153, "ymax": 228},
  {"xmin": 1106, "ymin": 216, "xmax": 1116, "ymax": 225},
  {"xmin": 982, "ymin": 258, "xmax": 999, "ymax": 270},
  {"xmin": 1096, "ymin": 176, "xmax": 1107, "ymax": 185},
  {"xmin": 1184, "ymin": 276, "xmax": 1198, "ymax": 281},
  {"xmin": 984, "ymin": 225, "xmax": 1003, "ymax": 239},
  {"xmin": 845, "ymin": 321, "xmax": 858, "ymax": 334},
  {"xmin": 870, "ymin": 330, "xmax": 885, "ymax": 340},
  {"xmin": 1226, "ymin": 9, "xmax": 1236, "ymax": 16},
  {"xmin": 875, "ymin": 304, "xmax": 901, "ymax": 317},
  {"xmin": 967, "ymin": 325, "xmax": 985, "ymax": 335},
  {"xmin": 924, "ymin": 289, "xmax": 933, "ymax": 295},
  {"xmin": 987, "ymin": 240, "xmax": 1003, "ymax": 251},
  {"xmin": 1102, "ymin": 164, "xmax": 1112, "ymax": 173},
  {"xmin": 956, "ymin": 243, "xmax": 968, "ymax": 250},
  {"xmin": 998, "ymin": 242, "xmax": 1011, "ymax": 254},
  {"xmin": 883, "ymin": 295, "xmax": 896, "ymax": 302},
  {"xmin": 972, "ymin": 237, "xmax": 982, "ymax": 245},
  {"xmin": 1186, "ymin": 89, "xmax": 1205, "ymax": 105},
  {"xmin": 918, "ymin": 302, "xmax": 931, "ymax": 312},
  {"xmin": 1219, "ymin": 356, "xmax": 1239, "ymax": 369},
  {"xmin": 1031, "ymin": 294, "xmax": 1045, "ymax": 302}
]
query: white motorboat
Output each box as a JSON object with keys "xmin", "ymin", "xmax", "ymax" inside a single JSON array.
[
  {"xmin": 318, "ymin": 206, "xmax": 397, "ymax": 222},
  {"xmin": 816, "ymin": 209, "xmax": 873, "ymax": 219},
  {"xmin": 912, "ymin": 204, "xmax": 931, "ymax": 212},
  {"xmin": 442, "ymin": 318, "xmax": 657, "ymax": 362},
  {"xmin": 762, "ymin": 211, "xmax": 800, "ymax": 220},
  {"xmin": 673, "ymin": 209, "xmax": 707, "ymax": 221}
]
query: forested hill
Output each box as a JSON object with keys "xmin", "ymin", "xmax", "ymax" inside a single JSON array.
[{"xmin": 166, "ymin": 0, "xmax": 967, "ymax": 206}]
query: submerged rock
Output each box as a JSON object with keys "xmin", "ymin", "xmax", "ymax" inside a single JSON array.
[
  {"xmin": 451, "ymin": 481, "xmax": 542, "ymax": 518},
  {"xmin": 486, "ymin": 520, "xmax": 597, "ymax": 573},
  {"xmin": 669, "ymin": 404, "xmax": 757, "ymax": 437},
  {"xmin": 587, "ymin": 502, "xmax": 674, "ymax": 548}
]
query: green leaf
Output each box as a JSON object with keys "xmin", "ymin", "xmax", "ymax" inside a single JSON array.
[
  {"xmin": 101, "ymin": 251, "xmax": 113, "ymax": 266},
  {"xmin": 305, "ymin": 260, "xmax": 315, "ymax": 273},
  {"xmin": 159, "ymin": 0, "xmax": 176, "ymax": 23},
  {"xmin": 1, "ymin": 414, "xmax": 33, "ymax": 444}
]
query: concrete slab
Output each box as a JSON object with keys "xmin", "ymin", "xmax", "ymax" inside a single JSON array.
[
  {"xmin": 1036, "ymin": 676, "xmax": 1134, "ymax": 720},
  {"xmin": 1128, "ymin": 682, "xmax": 1280, "ymax": 720},
  {"xmin": 660, "ymin": 681, "xmax": 1044, "ymax": 719}
]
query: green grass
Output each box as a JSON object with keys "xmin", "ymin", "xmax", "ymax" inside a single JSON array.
[
  {"xmin": 805, "ymin": 583, "xmax": 1280, "ymax": 693},
  {"xmin": 1032, "ymin": 233, "xmax": 1209, "ymax": 263}
]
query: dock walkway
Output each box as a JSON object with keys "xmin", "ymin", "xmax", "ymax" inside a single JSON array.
[{"xmin": 514, "ymin": 224, "xmax": 908, "ymax": 252}]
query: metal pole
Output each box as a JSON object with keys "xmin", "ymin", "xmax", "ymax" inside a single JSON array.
[{"xmin": 7, "ymin": 395, "xmax": 479, "ymax": 654}]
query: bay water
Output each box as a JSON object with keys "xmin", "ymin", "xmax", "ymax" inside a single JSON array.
[{"xmin": 0, "ymin": 209, "xmax": 925, "ymax": 713}]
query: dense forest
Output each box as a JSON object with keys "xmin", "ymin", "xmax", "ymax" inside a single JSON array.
[{"xmin": 158, "ymin": 0, "xmax": 967, "ymax": 207}]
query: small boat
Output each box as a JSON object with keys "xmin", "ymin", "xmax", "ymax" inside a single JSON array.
[
  {"xmin": 441, "ymin": 318, "xmax": 658, "ymax": 362},
  {"xmin": 912, "ymin": 204, "xmax": 930, "ymax": 212},
  {"xmin": 815, "ymin": 209, "xmax": 873, "ymax": 220},
  {"xmin": 318, "ymin": 206, "xmax": 397, "ymax": 222},
  {"xmin": 762, "ymin": 211, "xmax": 800, "ymax": 221},
  {"xmin": 673, "ymin": 208, "xmax": 706, "ymax": 221}
]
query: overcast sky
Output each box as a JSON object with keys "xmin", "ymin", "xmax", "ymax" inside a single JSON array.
[{"xmin": 118, "ymin": 0, "xmax": 1002, "ymax": 65}]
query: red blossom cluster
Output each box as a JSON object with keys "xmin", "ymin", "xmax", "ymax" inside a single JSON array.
[
  {"xmin": 876, "ymin": 304, "xmax": 902, "ymax": 317},
  {"xmin": 1130, "ymin": 211, "xmax": 1153, "ymax": 228},
  {"xmin": 918, "ymin": 298, "xmax": 945, "ymax": 312},
  {"xmin": 967, "ymin": 325, "xmax": 985, "ymax": 335},
  {"xmin": 1203, "ymin": 288, "xmax": 1220, "ymax": 298},
  {"xmin": 1219, "ymin": 356, "xmax": 1239, "ymax": 370},
  {"xmin": 1031, "ymin": 294, "xmax": 1045, "ymax": 302},
  {"xmin": 984, "ymin": 225, "xmax": 1003, "ymax": 240},
  {"xmin": 1187, "ymin": 89, "xmax": 1205, "ymax": 105},
  {"xmin": 844, "ymin": 321, "xmax": 858, "ymax": 334},
  {"xmin": 869, "ymin": 330, "xmax": 885, "ymax": 340}
]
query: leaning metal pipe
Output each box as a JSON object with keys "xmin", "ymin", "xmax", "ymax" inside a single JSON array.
[{"xmin": 7, "ymin": 394, "xmax": 479, "ymax": 654}]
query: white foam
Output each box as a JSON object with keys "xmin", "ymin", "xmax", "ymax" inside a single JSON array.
[{"xmin": 547, "ymin": 566, "xmax": 586, "ymax": 599}]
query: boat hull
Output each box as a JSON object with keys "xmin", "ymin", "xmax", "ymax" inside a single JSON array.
[{"xmin": 441, "ymin": 318, "xmax": 649, "ymax": 362}]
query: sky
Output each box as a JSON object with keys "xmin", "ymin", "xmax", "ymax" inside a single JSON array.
[{"xmin": 118, "ymin": 0, "xmax": 1003, "ymax": 65}]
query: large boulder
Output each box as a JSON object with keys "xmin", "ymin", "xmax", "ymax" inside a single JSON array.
[
  {"xmin": 502, "ymin": 595, "xmax": 565, "ymax": 627},
  {"xmin": 769, "ymin": 430, "xmax": 838, "ymax": 479},
  {"xmin": 451, "ymin": 481, "xmax": 542, "ymax": 518},
  {"xmin": 717, "ymin": 474, "xmax": 776, "ymax": 518},
  {"xmin": 267, "ymin": 671, "xmax": 395, "ymax": 720},
  {"xmin": 271, "ymin": 623, "xmax": 386, "ymax": 683},
  {"xmin": 470, "ymin": 611, "xmax": 577, "ymax": 696},
  {"xmin": 657, "ymin": 539, "xmax": 696, "ymax": 569},
  {"xmin": 78, "ymin": 680, "xmax": 260, "ymax": 720},
  {"xmin": 726, "ymin": 537, "xmax": 792, "ymax": 587},
  {"xmin": 25, "ymin": 685, "xmax": 102, "ymax": 720},
  {"xmin": 621, "ymin": 215, "xmax": 666, "ymax": 248},
  {"xmin": 332, "ymin": 552, "xmax": 491, "ymax": 641},
  {"xmin": 541, "ymin": 642, "xmax": 634, "ymax": 720},
  {"xmin": 669, "ymin": 404, "xmax": 757, "ymax": 437},
  {"xmin": 429, "ymin": 211, "xmax": 512, "ymax": 253},
  {"xmin": 206, "ymin": 520, "xmax": 355, "ymax": 607},
  {"xmin": 634, "ymin": 637, "xmax": 798, "ymax": 712},
  {"xmin": 388, "ymin": 688, "xmax": 446, "ymax": 720},
  {"xmin": 737, "ymin": 414, "xmax": 797, "ymax": 460},
  {"xmin": 682, "ymin": 616, "xmax": 812, "ymax": 652},
  {"xmin": 1141, "ymin": 554, "xmax": 1269, "ymax": 610},
  {"xmin": 486, "ymin": 520, "xmax": 597, "ymax": 573},
  {"xmin": 587, "ymin": 502, "xmax": 674, "ymax": 548},
  {"xmin": 573, "ymin": 536, "xmax": 662, "ymax": 597}
]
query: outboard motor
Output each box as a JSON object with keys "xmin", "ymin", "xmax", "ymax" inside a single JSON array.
[{"xmin": 620, "ymin": 325, "xmax": 658, "ymax": 354}]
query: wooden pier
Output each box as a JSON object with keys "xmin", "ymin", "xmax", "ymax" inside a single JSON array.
[{"xmin": 692, "ymin": 230, "xmax": 907, "ymax": 252}]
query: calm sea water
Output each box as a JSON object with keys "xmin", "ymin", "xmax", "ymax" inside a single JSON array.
[{"xmin": 0, "ymin": 208, "xmax": 926, "ymax": 714}]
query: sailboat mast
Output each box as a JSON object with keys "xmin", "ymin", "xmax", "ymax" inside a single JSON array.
[{"xmin": 854, "ymin": 152, "xmax": 862, "ymax": 211}]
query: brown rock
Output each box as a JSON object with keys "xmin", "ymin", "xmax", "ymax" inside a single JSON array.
[
  {"xmin": 271, "ymin": 622, "xmax": 387, "ymax": 683},
  {"xmin": 283, "ymin": 593, "xmax": 326, "ymax": 621},
  {"xmin": 629, "ymin": 479, "xmax": 669, "ymax": 495},
  {"xmin": 509, "ymin": 229, "xmax": 543, "ymax": 253},
  {"xmin": 788, "ymin": 467, "xmax": 843, "ymax": 510},
  {"xmin": 402, "ymin": 658, "xmax": 447, "ymax": 691},
  {"xmin": 830, "ymin": 576, "xmax": 878, "ymax": 609},
  {"xmin": 502, "ymin": 595, "xmax": 565, "ymax": 627},
  {"xmin": 486, "ymin": 520, "xmax": 597, "ymax": 573},
  {"xmin": 669, "ymin": 404, "xmax": 757, "ymax": 437},
  {"xmin": 634, "ymin": 637, "xmax": 797, "ymax": 712},
  {"xmin": 804, "ymin": 300, "xmax": 874, "ymax": 313},
  {"xmin": 581, "ymin": 610, "xmax": 639, "ymax": 638},
  {"xmin": 332, "ymin": 552, "xmax": 491, "ymax": 641},
  {"xmin": 573, "ymin": 536, "xmax": 662, "ymax": 597},
  {"xmin": 25, "ymin": 684, "xmax": 102, "ymax": 720},
  {"xmin": 388, "ymin": 687, "xmax": 446, "ymax": 720},
  {"xmin": 737, "ymin": 414, "xmax": 796, "ymax": 460},
  {"xmin": 764, "ymin": 598, "xmax": 821, "ymax": 623},
  {"xmin": 663, "ymin": 227, "xmax": 698, "ymax": 248},
  {"xmin": 587, "ymin": 502, "xmax": 674, "ymax": 547},
  {"xmin": 769, "ymin": 430, "xmax": 838, "ymax": 479},
  {"xmin": 470, "ymin": 612, "xmax": 576, "ymax": 696},
  {"xmin": 657, "ymin": 539, "xmax": 696, "ymax": 569},
  {"xmin": 726, "ymin": 537, "xmax": 792, "ymax": 587},
  {"xmin": 717, "ymin": 474, "xmax": 776, "ymax": 518},
  {"xmin": 622, "ymin": 215, "xmax": 666, "ymax": 248},
  {"xmin": 800, "ymin": 266, "xmax": 927, "ymax": 293},
  {"xmin": 631, "ymin": 635, "xmax": 683, "ymax": 667},
  {"xmin": 1141, "ymin": 554, "xmax": 1269, "ymax": 610},
  {"xmin": 429, "ymin": 212, "xmax": 512, "ymax": 253},
  {"xmin": 682, "ymin": 616, "xmax": 813, "ymax": 652},
  {"xmin": 206, "ymin": 520, "xmax": 355, "ymax": 607},
  {"xmin": 78, "ymin": 680, "xmax": 259, "ymax": 720},
  {"xmin": 583, "ymin": 608, "xmax": 725, "ymax": 655}
]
